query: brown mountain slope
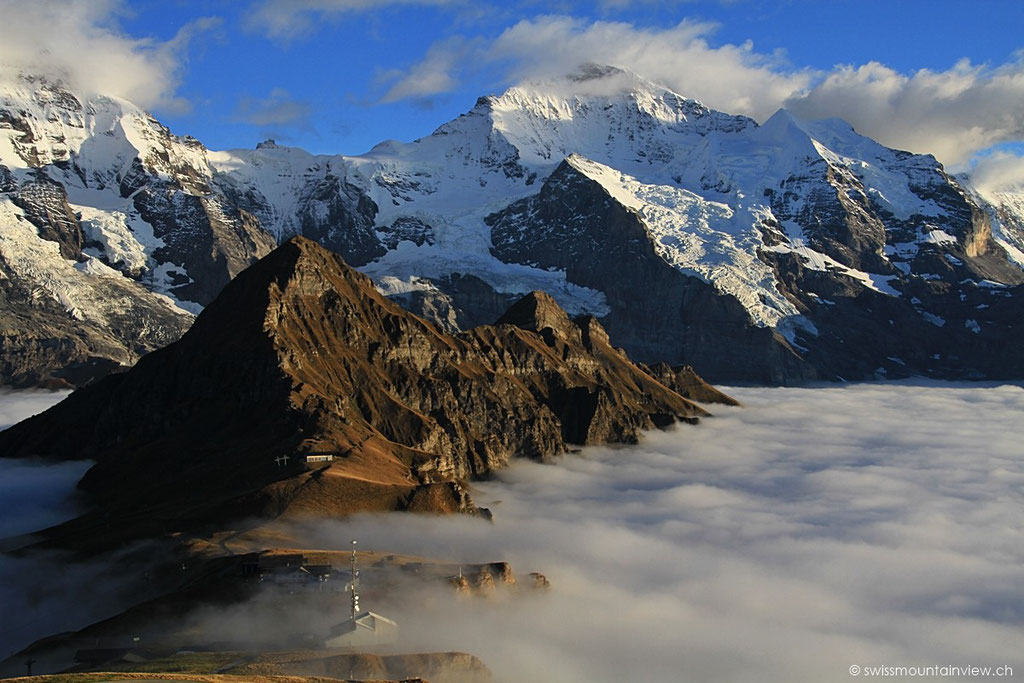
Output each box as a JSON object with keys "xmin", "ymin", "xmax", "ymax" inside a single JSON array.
[{"xmin": 0, "ymin": 237, "xmax": 731, "ymax": 546}]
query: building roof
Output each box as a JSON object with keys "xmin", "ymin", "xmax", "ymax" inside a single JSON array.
[{"xmin": 329, "ymin": 611, "xmax": 398, "ymax": 637}]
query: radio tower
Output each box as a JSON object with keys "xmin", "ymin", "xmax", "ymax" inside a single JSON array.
[{"xmin": 348, "ymin": 539, "xmax": 360, "ymax": 619}]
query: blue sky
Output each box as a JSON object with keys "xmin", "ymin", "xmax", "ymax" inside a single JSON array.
[{"xmin": 3, "ymin": 0, "xmax": 1024, "ymax": 175}]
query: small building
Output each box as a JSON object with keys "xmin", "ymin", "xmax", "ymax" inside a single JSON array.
[
  {"xmin": 324, "ymin": 611, "xmax": 399, "ymax": 649},
  {"xmin": 305, "ymin": 452, "xmax": 335, "ymax": 464},
  {"xmin": 324, "ymin": 539, "xmax": 399, "ymax": 648}
]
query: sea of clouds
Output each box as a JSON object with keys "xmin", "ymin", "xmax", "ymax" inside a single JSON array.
[
  {"xmin": 2, "ymin": 383, "xmax": 1023, "ymax": 681},
  {"xmin": 307, "ymin": 382, "xmax": 1024, "ymax": 683},
  {"xmin": 0, "ymin": 390, "xmax": 86, "ymax": 538}
]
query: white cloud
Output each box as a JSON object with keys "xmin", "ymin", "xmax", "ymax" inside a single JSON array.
[
  {"xmin": 246, "ymin": 0, "xmax": 462, "ymax": 41},
  {"xmin": 378, "ymin": 37, "xmax": 478, "ymax": 103},
  {"xmin": 486, "ymin": 16, "xmax": 811, "ymax": 121},
  {"xmin": 0, "ymin": 459, "xmax": 91, "ymax": 538},
  {"xmin": 0, "ymin": 389, "xmax": 68, "ymax": 431},
  {"xmin": 785, "ymin": 60, "xmax": 1024, "ymax": 167},
  {"xmin": 233, "ymin": 87, "xmax": 313, "ymax": 127},
  {"xmin": 968, "ymin": 150, "xmax": 1024, "ymax": 201},
  {"xmin": 0, "ymin": 0, "xmax": 218, "ymax": 112},
  {"xmin": 4, "ymin": 383, "xmax": 1024, "ymax": 679},
  {"xmin": 384, "ymin": 16, "xmax": 1024, "ymax": 170},
  {"xmin": 281, "ymin": 382, "xmax": 1024, "ymax": 683},
  {"xmin": 0, "ymin": 390, "xmax": 83, "ymax": 538}
]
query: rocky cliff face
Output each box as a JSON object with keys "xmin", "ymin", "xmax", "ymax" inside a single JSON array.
[
  {"xmin": 0, "ymin": 71, "xmax": 276, "ymax": 386},
  {"xmin": 3, "ymin": 66, "xmax": 1024, "ymax": 386},
  {"xmin": 0, "ymin": 237, "xmax": 727, "ymax": 546},
  {"xmin": 487, "ymin": 157, "xmax": 813, "ymax": 383}
]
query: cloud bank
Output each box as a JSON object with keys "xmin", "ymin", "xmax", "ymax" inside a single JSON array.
[
  {"xmin": 0, "ymin": 389, "xmax": 68, "ymax": 431},
  {"xmin": 0, "ymin": 0, "xmax": 217, "ymax": 111},
  {"xmin": 785, "ymin": 59, "xmax": 1024, "ymax": 167},
  {"xmin": 3, "ymin": 384, "xmax": 1023, "ymax": 680},
  {"xmin": 970, "ymin": 150, "xmax": 1024, "ymax": 201},
  {"xmin": 0, "ymin": 391, "xmax": 87, "ymax": 539},
  {"xmin": 0, "ymin": 459, "xmax": 91, "ymax": 539},
  {"xmin": 293, "ymin": 382, "xmax": 1024, "ymax": 683},
  {"xmin": 384, "ymin": 16, "xmax": 1024, "ymax": 169}
]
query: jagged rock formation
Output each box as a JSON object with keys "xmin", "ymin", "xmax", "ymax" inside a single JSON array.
[
  {"xmin": 0, "ymin": 237, "xmax": 725, "ymax": 546},
  {"xmin": 3, "ymin": 65, "xmax": 1024, "ymax": 386}
]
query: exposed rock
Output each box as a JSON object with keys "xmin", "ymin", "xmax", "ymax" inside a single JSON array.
[
  {"xmin": 9, "ymin": 172, "xmax": 84, "ymax": 261},
  {"xmin": 132, "ymin": 186, "xmax": 277, "ymax": 305},
  {"xmin": 487, "ymin": 159, "xmax": 814, "ymax": 384},
  {"xmin": 379, "ymin": 215, "xmax": 436, "ymax": 250},
  {"xmin": 0, "ymin": 237, "xmax": 715, "ymax": 548},
  {"xmin": 528, "ymin": 572, "xmax": 551, "ymax": 591},
  {"xmin": 296, "ymin": 175, "xmax": 385, "ymax": 266},
  {"xmin": 641, "ymin": 363, "xmax": 740, "ymax": 406}
]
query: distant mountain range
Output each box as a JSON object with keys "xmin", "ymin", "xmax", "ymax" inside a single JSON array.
[{"xmin": 2, "ymin": 63, "xmax": 1023, "ymax": 386}]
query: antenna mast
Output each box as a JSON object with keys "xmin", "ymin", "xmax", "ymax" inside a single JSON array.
[{"xmin": 349, "ymin": 540, "xmax": 360, "ymax": 619}]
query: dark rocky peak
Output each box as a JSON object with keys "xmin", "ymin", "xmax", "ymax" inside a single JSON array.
[
  {"xmin": 575, "ymin": 314, "xmax": 612, "ymax": 351},
  {"xmin": 495, "ymin": 290, "xmax": 576, "ymax": 341},
  {"xmin": 0, "ymin": 236, "xmax": 723, "ymax": 550},
  {"xmin": 568, "ymin": 63, "xmax": 631, "ymax": 83},
  {"xmin": 642, "ymin": 362, "xmax": 741, "ymax": 406}
]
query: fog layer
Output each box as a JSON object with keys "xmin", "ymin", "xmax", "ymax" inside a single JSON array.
[
  {"xmin": 3, "ymin": 384, "xmax": 1022, "ymax": 682},
  {"xmin": 304, "ymin": 383, "xmax": 1024, "ymax": 683},
  {"xmin": 0, "ymin": 390, "xmax": 85, "ymax": 538}
]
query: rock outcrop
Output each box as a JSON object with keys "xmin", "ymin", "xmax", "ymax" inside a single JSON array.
[{"xmin": 0, "ymin": 237, "xmax": 725, "ymax": 546}]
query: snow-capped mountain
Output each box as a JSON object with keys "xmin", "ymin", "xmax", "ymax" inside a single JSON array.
[{"xmin": 2, "ymin": 64, "xmax": 1023, "ymax": 386}]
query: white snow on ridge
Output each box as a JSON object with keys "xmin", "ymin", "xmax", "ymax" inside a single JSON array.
[
  {"xmin": 0, "ymin": 199, "xmax": 193, "ymax": 324},
  {"xmin": 761, "ymin": 237, "xmax": 902, "ymax": 297},
  {"xmin": 211, "ymin": 68, "xmax": 946, "ymax": 328},
  {"xmin": 6, "ymin": 64, "xmax": 1022, "ymax": 343},
  {"xmin": 979, "ymin": 188, "xmax": 1024, "ymax": 269},
  {"xmin": 565, "ymin": 155, "xmax": 797, "ymax": 327}
]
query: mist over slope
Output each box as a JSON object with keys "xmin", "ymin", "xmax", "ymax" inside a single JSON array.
[
  {"xmin": 0, "ymin": 390, "xmax": 84, "ymax": 538},
  {"xmin": 2, "ymin": 384, "xmax": 1023, "ymax": 680},
  {"xmin": 289, "ymin": 382, "xmax": 1024, "ymax": 683}
]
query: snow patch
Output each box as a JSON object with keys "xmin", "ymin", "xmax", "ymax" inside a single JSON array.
[{"xmin": 923, "ymin": 230, "xmax": 957, "ymax": 246}]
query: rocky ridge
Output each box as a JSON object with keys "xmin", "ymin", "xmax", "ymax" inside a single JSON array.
[{"xmin": 0, "ymin": 236, "xmax": 728, "ymax": 547}]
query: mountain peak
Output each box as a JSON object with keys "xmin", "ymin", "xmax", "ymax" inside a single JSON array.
[
  {"xmin": 504, "ymin": 62, "xmax": 676, "ymax": 102},
  {"xmin": 0, "ymin": 237, "xmax": 716, "ymax": 547},
  {"xmin": 496, "ymin": 290, "xmax": 575, "ymax": 337}
]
